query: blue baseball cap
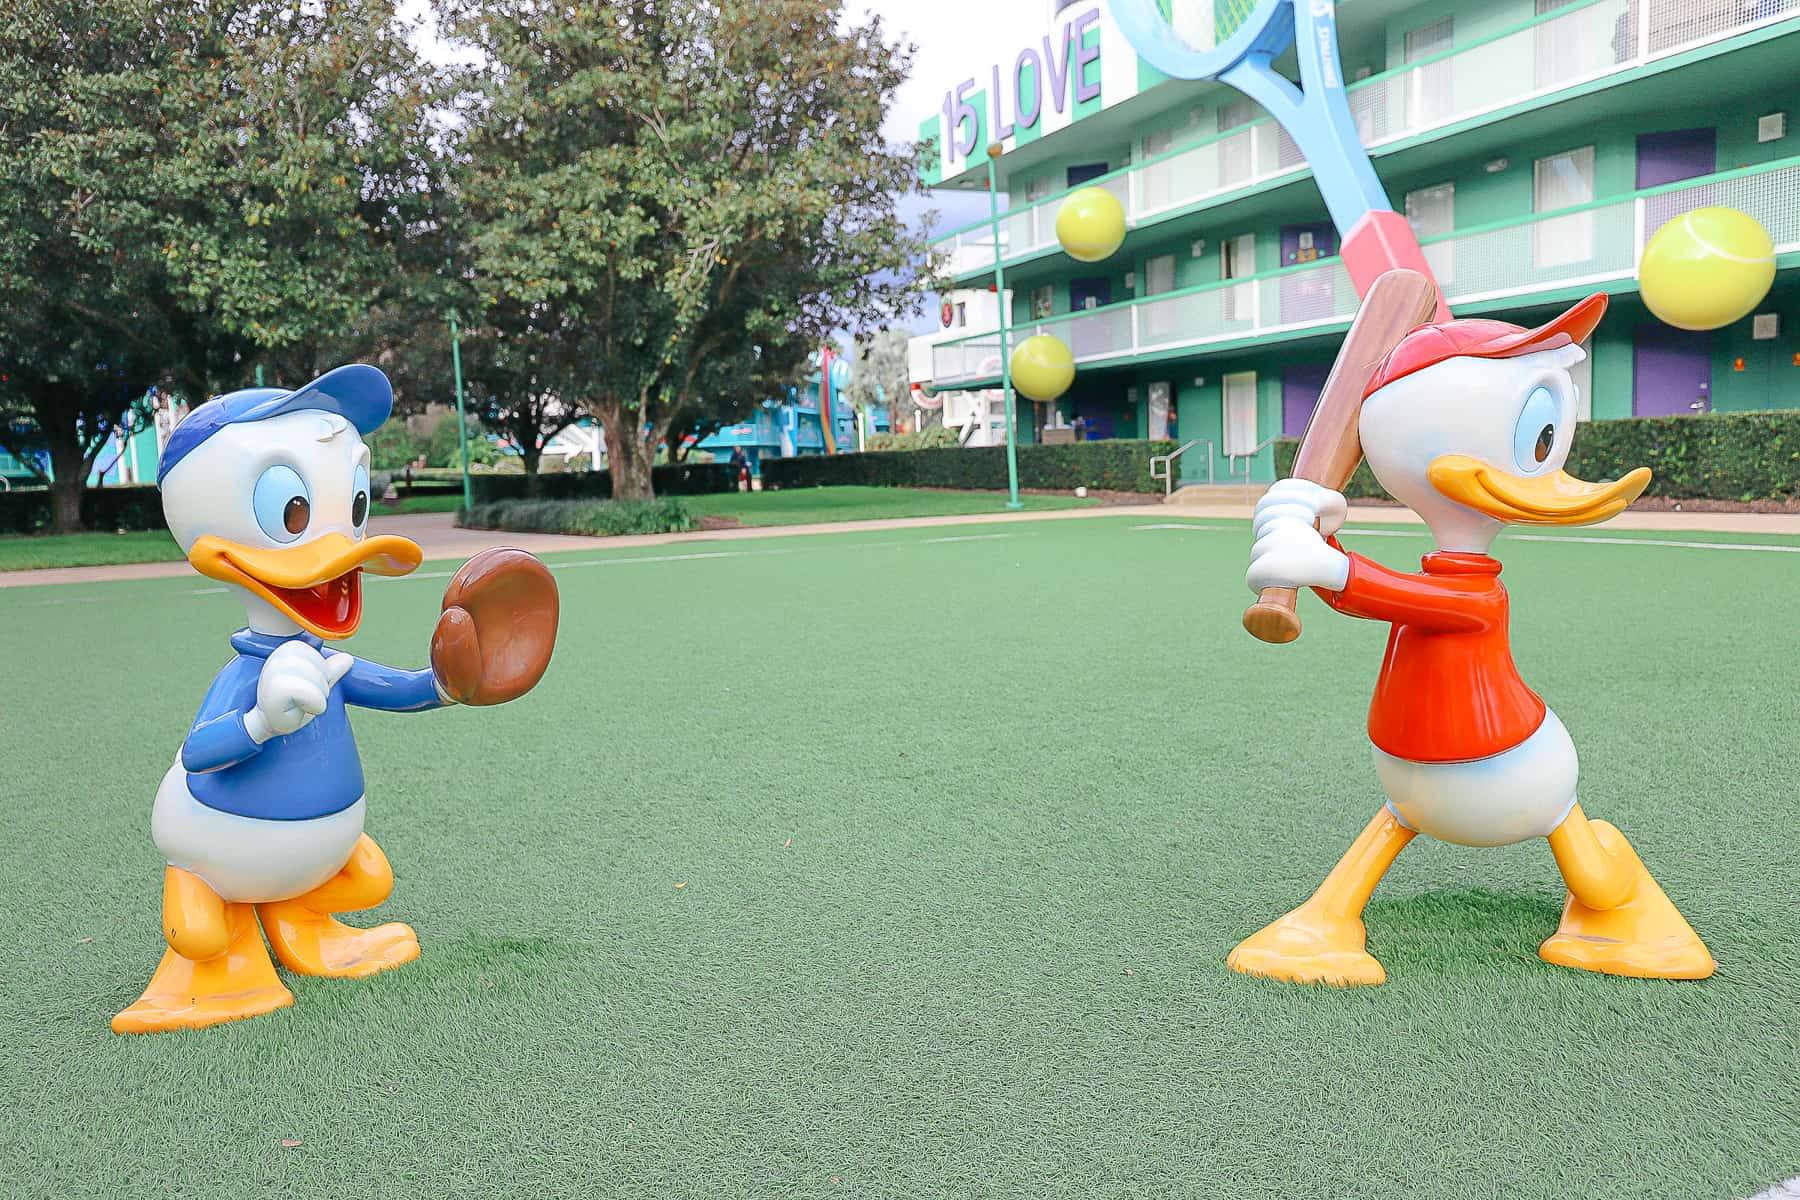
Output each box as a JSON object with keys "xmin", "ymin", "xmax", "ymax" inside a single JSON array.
[{"xmin": 158, "ymin": 363, "xmax": 393, "ymax": 487}]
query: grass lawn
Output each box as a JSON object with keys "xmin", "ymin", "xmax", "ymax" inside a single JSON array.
[
  {"xmin": 684, "ymin": 484, "xmax": 1098, "ymax": 525},
  {"xmin": 372, "ymin": 493, "xmax": 466, "ymax": 516},
  {"xmin": 0, "ymin": 528, "xmax": 183, "ymax": 571},
  {"xmin": 2, "ymin": 516, "xmax": 1796, "ymax": 1198}
]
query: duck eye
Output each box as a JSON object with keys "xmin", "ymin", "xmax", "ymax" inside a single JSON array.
[
  {"xmin": 253, "ymin": 464, "xmax": 311, "ymax": 543},
  {"xmin": 1512, "ymin": 386, "xmax": 1560, "ymax": 474},
  {"xmin": 352, "ymin": 464, "xmax": 370, "ymax": 530}
]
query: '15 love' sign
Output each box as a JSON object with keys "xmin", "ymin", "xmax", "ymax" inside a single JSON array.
[{"xmin": 940, "ymin": 7, "xmax": 1103, "ymax": 163}]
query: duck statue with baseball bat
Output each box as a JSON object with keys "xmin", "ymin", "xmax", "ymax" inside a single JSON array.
[{"xmin": 1234, "ymin": 274, "xmax": 1713, "ymax": 986}]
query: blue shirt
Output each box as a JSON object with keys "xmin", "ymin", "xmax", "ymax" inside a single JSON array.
[{"xmin": 181, "ymin": 630, "xmax": 446, "ymax": 821}]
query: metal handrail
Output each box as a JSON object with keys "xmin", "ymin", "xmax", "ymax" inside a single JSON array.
[
  {"xmin": 1224, "ymin": 435, "xmax": 1281, "ymax": 488},
  {"xmin": 1150, "ymin": 438, "xmax": 1213, "ymax": 493}
]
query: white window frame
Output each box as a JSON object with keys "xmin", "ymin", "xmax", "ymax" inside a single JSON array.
[
  {"xmin": 1533, "ymin": 145, "xmax": 1596, "ymax": 268},
  {"xmin": 1404, "ymin": 17, "xmax": 1454, "ymax": 127},
  {"xmin": 1145, "ymin": 253, "xmax": 1176, "ymax": 296},
  {"xmin": 1405, "ymin": 182, "xmax": 1456, "ymax": 284},
  {"xmin": 1220, "ymin": 233, "xmax": 1255, "ymax": 321},
  {"xmin": 1223, "ymin": 372, "xmax": 1258, "ymax": 456}
]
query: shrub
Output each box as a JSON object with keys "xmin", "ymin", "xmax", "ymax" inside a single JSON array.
[
  {"xmin": 1273, "ymin": 408, "xmax": 1800, "ymax": 502},
  {"xmin": 470, "ymin": 461, "xmax": 736, "ymax": 502},
  {"xmin": 0, "ymin": 485, "xmax": 166, "ymax": 534},
  {"xmin": 459, "ymin": 497, "xmax": 695, "ymax": 537},
  {"xmin": 866, "ymin": 426, "xmax": 960, "ymax": 452},
  {"xmin": 1272, "ymin": 442, "xmax": 1391, "ymax": 500},
  {"xmin": 761, "ymin": 439, "xmax": 1180, "ymax": 493},
  {"xmin": 1566, "ymin": 410, "xmax": 1798, "ymax": 500}
]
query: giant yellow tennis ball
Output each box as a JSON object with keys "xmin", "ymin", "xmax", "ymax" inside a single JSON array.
[
  {"xmin": 1055, "ymin": 186, "xmax": 1127, "ymax": 263},
  {"xmin": 1639, "ymin": 207, "xmax": 1775, "ymax": 331},
  {"xmin": 1011, "ymin": 335, "xmax": 1075, "ymax": 403}
]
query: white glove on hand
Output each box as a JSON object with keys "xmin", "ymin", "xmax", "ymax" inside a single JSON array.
[
  {"xmin": 1246, "ymin": 478, "xmax": 1351, "ymax": 594},
  {"xmin": 245, "ymin": 642, "xmax": 355, "ymax": 743}
]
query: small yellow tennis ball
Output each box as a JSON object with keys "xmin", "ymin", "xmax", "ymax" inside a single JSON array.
[
  {"xmin": 1639, "ymin": 207, "xmax": 1775, "ymax": 331},
  {"xmin": 1055, "ymin": 186, "xmax": 1127, "ymax": 263},
  {"xmin": 1011, "ymin": 335, "xmax": 1075, "ymax": 403}
]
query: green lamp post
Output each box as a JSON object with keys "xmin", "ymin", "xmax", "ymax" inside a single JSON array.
[
  {"xmin": 985, "ymin": 141, "xmax": 1024, "ymax": 511},
  {"xmin": 447, "ymin": 310, "xmax": 472, "ymax": 512}
]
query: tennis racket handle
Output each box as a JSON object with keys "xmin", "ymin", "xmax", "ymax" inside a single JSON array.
[{"xmin": 1243, "ymin": 587, "xmax": 1302, "ymax": 644}]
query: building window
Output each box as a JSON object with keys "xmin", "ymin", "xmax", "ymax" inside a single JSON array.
[
  {"xmin": 1220, "ymin": 233, "xmax": 1255, "ymax": 321},
  {"xmin": 954, "ymin": 302, "xmax": 967, "ymax": 328},
  {"xmin": 1148, "ymin": 381, "xmax": 1172, "ymax": 440},
  {"xmin": 1144, "ymin": 254, "xmax": 1176, "ymax": 296},
  {"xmin": 1031, "ymin": 284, "xmax": 1054, "ymax": 321},
  {"xmin": 1533, "ymin": 145, "xmax": 1595, "ymax": 268},
  {"xmin": 1404, "ymin": 17, "xmax": 1453, "ymax": 127},
  {"xmin": 1218, "ymin": 97, "xmax": 1259, "ymax": 185},
  {"xmin": 1142, "ymin": 253, "xmax": 1179, "ymax": 342},
  {"xmin": 1223, "ymin": 371, "xmax": 1258, "ymax": 456},
  {"xmin": 1534, "ymin": 0, "xmax": 1588, "ymax": 87},
  {"xmin": 1405, "ymin": 182, "xmax": 1455, "ymax": 284},
  {"xmin": 1141, "ymin": 127, "xmax": 1176, "ymax": 210}
]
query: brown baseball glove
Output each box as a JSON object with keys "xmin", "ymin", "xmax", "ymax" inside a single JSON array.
[{"xmin": 429, "ymin": 548, "xmax": 559, "ymax": 705}]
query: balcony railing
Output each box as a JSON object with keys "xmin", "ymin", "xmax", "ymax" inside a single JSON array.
[
  {"xmin": 933, "ymin": 0, "xmax": 1800, "ymax": 278},
  {"xmin": 929, "ymin": 157, "xmax": 1800, "ymax": 388}
]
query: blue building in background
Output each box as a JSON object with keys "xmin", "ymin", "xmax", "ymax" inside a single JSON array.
[{"xmin": 694, "ymin": 376, "xmax": 889, "ymax": 476}]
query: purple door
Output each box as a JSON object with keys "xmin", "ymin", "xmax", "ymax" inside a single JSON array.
[
  {"xmin": 1068, "ymin": 277, "xmax": 1113, "ymax": 359},
  {"xmin": 1633, "ymin": 325, "xmax": 1712, "ymax": 416},
  {"xmin": 1067, "ymin": 162, "xmax": 1108, "ymax": 187},
  {"xmin": 1072, "ymin": 395, "xmax": 1116, "ymax": 439},
  {"xmin": 1635, "ymin": 128, "xmax": 1715, "ymax": 189},
  {"xmin": 1282, "ymin": 364, "xmax": 1330, "ymax": 436},
  {"xmin": 1279, "ymin": 223, "xmax": 1341, "ymax": 323},
  {"xmin": 1279, "ymin": 222, "xmax": 1340, "ymax": 266}
]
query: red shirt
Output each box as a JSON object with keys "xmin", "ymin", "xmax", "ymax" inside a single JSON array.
[{"xmin": 1316, "ymin": 543, "xmax": 1546, "ymax": 763}]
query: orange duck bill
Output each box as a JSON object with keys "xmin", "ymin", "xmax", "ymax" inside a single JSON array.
[
  {"xmin": 1427, "ymin": 456, "xmax": 1651, "ymax": 526},
  {"xmin": 187, "ymin": 533, "xmax": 422, "ymax": 639}
]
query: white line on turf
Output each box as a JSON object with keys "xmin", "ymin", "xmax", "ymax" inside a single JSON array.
[
  {"xmin": 1136, "ymin": 524, "xmax": 1800, "ymax": 553},
  {"xmin": 920, "ymin": 533, "xmax": 1014, "ymax": 544},
  {"xmin": 1748, "ymin": 1177, "xmax": 1800, "ymax": 1200},
  {"xmin": 1508, "ymin": 533, "xmax": 1800, "ymax": 553}
]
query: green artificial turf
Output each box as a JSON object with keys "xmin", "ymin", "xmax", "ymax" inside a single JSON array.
[
  {"xmin": 683, "ymin": 484, "xmax": 1097, "ymax": 525},
  {"xmin": 0, "ymin": 529, "xmax": 184, "ymax": 571},
  {"xmin": 1, "ymin": 516, "xmax": 1796, "ymax": 1199}
]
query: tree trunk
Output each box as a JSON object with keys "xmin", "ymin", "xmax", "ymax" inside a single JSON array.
[
  {"xmin": 611, "ymin": 436, "xmax": 654, "ymax": 500},
  {"xmin": 521, "ymin": 448, "xmax": 542, "ymax": 498},
  {"xmin": 593, "ymin": 398, "xmax": 654, "ymax": 500},
  {"xmin": 48, "ymin": 441, "xmax": 88, "ymax": 534}
]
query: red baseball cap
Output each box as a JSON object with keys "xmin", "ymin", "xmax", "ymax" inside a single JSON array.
[{"xmin": 1363, "ymin": 293, "xmax": 1608, "ymax": 399}]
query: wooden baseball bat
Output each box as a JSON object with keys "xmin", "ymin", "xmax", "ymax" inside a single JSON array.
[{"xmin": 1241, "ymin": 268, "xmax": 1441, "ymax": 645}]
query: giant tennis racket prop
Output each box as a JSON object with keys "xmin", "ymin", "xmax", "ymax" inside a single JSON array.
[{"xmin": 1109, "ymin": 0, "xmax": 1448, "ymax": 319}]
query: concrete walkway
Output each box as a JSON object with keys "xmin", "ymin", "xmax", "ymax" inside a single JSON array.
[
  {"xmin": 4, "ymin": 501, "xmax": 1797, "ymax": 590},
  {"xmin": 1167, "ymin": 496, "xmax": 1800, "ymax": 534}
]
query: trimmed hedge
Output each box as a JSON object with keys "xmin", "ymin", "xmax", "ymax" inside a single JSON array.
[
  {"xmin": 762, "ymin": 439, "xmax": 1181, "ymax": 493},
  {"xmin": 1567, "ymin": 410, "xmax": 1798, "ymax": 500},
  {"xmin": 470, "ymin": 462, "xmax": 737, "ymax": 502},
  {"xmin": 1275, "ymin": 409, "xmax": 1800, "ymax": 502},
  {"xmin": 460, "ymin": 497, "xmax": 695, "ymax": 537},
  {"xmin": 0, "ymin": 485, "xmax": 165, "ymax": 535}
]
